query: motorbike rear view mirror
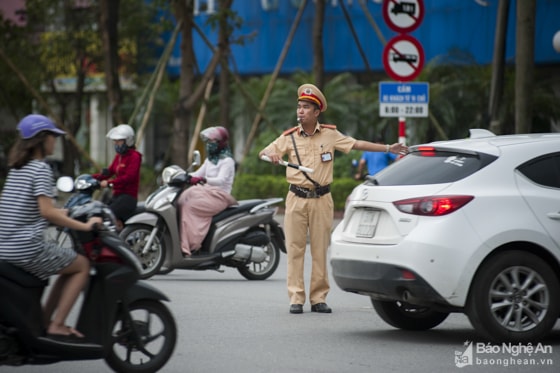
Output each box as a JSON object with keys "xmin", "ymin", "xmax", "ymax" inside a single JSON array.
[
  {"xmin": 56, "ymin": 176, "xmax": 74, "ymax": 193},
  {"xmin": 186, "ymin": 150, "xmax": 201, "ymax": 172},
  {"xmin": 193, "ymin": 150, "xmax": 201, "ymax": 167}
]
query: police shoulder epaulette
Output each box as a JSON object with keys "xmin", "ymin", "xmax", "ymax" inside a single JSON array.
[
  {"xmin": 282, "ymin": 127, "xmax": 299, "ymax": 136},
  {"xmin": 320, "ymin": 124, "xmax": 337, "ymax": 130}
]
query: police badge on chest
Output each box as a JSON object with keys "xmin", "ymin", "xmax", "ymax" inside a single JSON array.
[{"xmin": 321, "ymin": 152, "xmax": 332, "ymax": 162}]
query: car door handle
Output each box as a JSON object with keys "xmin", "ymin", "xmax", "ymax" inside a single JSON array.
[{"xmin": 546, "ymin": 212, "xmax": 560, "ymax": 220}]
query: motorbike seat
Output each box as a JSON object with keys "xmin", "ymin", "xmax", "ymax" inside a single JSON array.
[
  {"xmin": 211, "ymin": 200, "xmax": 263, "ymax": 224},
  {"xmin": 0, "ymin": 261, "xmax": 48, "ymax": 288}
]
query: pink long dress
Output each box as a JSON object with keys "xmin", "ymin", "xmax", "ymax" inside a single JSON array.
[{"xmin": 177, "ymin": 157, "xmax": 237, "ymax": 255}]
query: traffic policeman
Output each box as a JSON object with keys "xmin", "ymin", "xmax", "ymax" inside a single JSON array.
[{"xmin": 259, "ymin": 83, "xmax": 407, "ymax": 314}]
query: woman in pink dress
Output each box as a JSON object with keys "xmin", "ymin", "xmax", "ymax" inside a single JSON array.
[{"xmin": 177, "ymin": 126, "xmax": 237, "ymax": 256}]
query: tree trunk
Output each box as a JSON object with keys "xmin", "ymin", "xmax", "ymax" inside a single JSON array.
[
  {"xmin": 172, "ymin": 1, "xmax": 223, "ymax": 167},
  {"xmin": 241, "ymin": 0, "xmax": 307, "ymax": 162},
  {"xmin": 172, "ymin": 0, "xmax": 196, "ymax": 168},
  {"xmin": 100, "ymin": 0, "xmax": 123, "ymax": 126},
  {"xmin": 340, "ymin": 0, "xmax": 370, "ymax": 72},
  {"xmin": 488, "ymin": 0, "xmax": 510, "ymax": 135},
  {"xmin": 515, "ymin": 0, "xmax": 535, "ymax": 134},
  {"xmin": 312, "ymin": 0, "xmax": 325, "ymax": 88},
  {"xmin": 62, "ymin": 3, "xmax": 90, "ymax": 176},
  {"xmin": 218, "ymin": 0, "xmax": 233, "ymax": 136}
]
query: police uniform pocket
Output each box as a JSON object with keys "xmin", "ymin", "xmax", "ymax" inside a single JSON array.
[{"xmin": 290, "ymin": 146, "xmax": 307, "ymax": 161}]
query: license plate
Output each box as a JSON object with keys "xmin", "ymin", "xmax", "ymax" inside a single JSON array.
[{"xmin": 355, "ymin": 209, "xmax": 380, "ymax": 238}]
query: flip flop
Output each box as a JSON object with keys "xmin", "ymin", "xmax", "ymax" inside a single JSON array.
[
  {"xmin": 66, "ymin": 326, "xmax": 85, "ymax": 338},
  {"xmin": 46, "ymin": 325, "xmax": 85, "ymax": 339},
  {"xmin": 45, "ymin": 333, "xmax": 86, "ymax": 343}
]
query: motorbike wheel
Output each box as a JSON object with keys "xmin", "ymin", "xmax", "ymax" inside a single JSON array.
[
  {"xmin": 121, "ymin": 224, "xmax": 166, "ymax": 279},
  {"xmin": 56, "ymin": 231, "xmax": 75, "ymax": 250},
  {"xmin": 157, "ymin": 266, "xmax": 174, "ymax": 275},
  {"xmin": 106, "ymin": 299, "xmax": 177, "ymax": 373},
  {"xmin": 237, "ymin": 234, "xmax": 281, "ymax": 280},
  {"xmin": 45, "ymin": 225, "xmax": 75, "ymax": 250}
]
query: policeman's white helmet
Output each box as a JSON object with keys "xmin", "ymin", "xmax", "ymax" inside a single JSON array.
[{"xmin": 107, "ymin": 124, "xmax": 135, "ymax": 147}]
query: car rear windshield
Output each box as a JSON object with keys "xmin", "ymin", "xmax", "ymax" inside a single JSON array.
[{"xmin": 368, "ymin": 149, "xmax": 498, "ymax": 186}]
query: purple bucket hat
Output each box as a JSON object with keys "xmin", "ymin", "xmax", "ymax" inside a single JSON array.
[{"xmin": 17, "ymin": 114, "xmax": 66, "ymax": 139}]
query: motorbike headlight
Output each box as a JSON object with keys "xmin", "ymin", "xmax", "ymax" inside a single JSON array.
[
  {"xmin": 162, "ymin": 165, "xmax": 185, "ymax": 185},
  {"xmin": 74, "ymin": 174, "xmax": 98, "ymax": 191}
]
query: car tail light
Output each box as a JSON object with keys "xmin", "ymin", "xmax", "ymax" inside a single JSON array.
[
  {"xmin": 416, "ymin": 146, "xmax": 436, "ymax": 156},
  {"xmin": 393, "ymin": 195, "xmax": 474, "ymax": 216},
  {"xmin": 401, "ymin": 269, "xmax": 416, "ymax": 280}
]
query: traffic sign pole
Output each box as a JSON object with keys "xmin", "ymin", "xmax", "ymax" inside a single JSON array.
[
  {"xmin": 381, "ymin": 0, "xmax": 426, "ymax": 146},
  {"xmin": 398, "ymin": 116, "xmax": 406, "ymax": 145}
]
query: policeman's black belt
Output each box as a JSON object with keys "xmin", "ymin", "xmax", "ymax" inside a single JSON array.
[{"xmin": 289, "ymin": 184, "xmax": 331, "ymax": 198}]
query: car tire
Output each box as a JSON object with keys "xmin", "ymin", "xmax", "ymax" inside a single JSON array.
[
  {"xmin": 371, "ymin": 299, "xmax": 449, "ymax": 331},
  {"xmin": 466, "ymin": 250, "xmax": 560, "ymax": 343}
]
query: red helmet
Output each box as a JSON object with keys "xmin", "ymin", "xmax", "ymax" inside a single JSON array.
[{"xmin": 200, "ymin": 126, "xmax": 229, "ymax": 148}]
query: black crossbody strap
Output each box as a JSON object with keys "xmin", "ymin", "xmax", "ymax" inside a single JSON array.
[{"xmin": 290, "ymin": 133, "xmax": 321, "ymax": 188}]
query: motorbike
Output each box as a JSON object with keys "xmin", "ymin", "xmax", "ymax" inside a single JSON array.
[
  {"xmin": 120, "ymin": 151, "xmax": 286, "ymax": 280},
  {"xmin": 0, "ymin": 177, "xmax": 177, "ymax": 372},
  {"xmin": 50, "ymin": 174, "xmax": 110, "ymax": 249}
]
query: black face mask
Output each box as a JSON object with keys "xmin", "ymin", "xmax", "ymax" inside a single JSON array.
[{"xmin": 114, "ymin": 143, "xmax": 129, "ymax": 154}]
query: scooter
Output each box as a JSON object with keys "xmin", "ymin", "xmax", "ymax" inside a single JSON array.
[
  {"xmin": 0, "ymin": 179, "xmax": 177, "ymax": 372},
  {"xmin": 49, "ymin": 174, "xmax": 111, "ymax": 249},
  {"xmin": 120, "ymin": 151, "xmax": 286, "ymax": 280}
]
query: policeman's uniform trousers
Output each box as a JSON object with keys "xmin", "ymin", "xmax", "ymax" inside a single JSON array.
[{"xmin": 284, "ymin": 190, "xmax": 334, "ymax": 306}]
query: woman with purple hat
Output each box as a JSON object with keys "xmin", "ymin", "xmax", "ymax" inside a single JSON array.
[{"xmin": 0, "ymin": 114, "xmax": 102, "ymax": 341}]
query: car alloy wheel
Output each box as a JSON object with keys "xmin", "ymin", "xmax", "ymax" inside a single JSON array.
[{"xmin": 467, "ymin": 250, "xmax": 560, "ymax": 343}]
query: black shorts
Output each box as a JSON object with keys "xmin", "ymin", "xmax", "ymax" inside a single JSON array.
[{"xmin": 109, "ymin": 194, "xmax": 137, "ymax": 222}]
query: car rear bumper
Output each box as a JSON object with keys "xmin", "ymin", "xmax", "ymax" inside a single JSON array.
[{"xmin": 331, "ymin": 258, "xmax": 460, "ymax": 311}]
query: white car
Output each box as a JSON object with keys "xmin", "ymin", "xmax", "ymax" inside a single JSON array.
[{"xmin": 330, "ymin": 129, "xmax": 560, "ymax": 343}]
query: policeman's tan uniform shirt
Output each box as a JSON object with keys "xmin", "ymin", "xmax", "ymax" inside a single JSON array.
[
  {"xmin": 265, "ymin": 122, "xmax": 356, "ymax": 187},
  {"xmin": 263, "ymin": 122, "xmax": 356, "ymax": 305}
]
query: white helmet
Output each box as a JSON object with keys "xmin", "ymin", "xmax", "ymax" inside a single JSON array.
[{"xmin": 107, "ymin": 124, "xmax": 135, "ymax": 147}]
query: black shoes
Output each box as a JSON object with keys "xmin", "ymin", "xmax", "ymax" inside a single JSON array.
[
  {"xmin": 311, "ymin": 303, "xmax": 332, "ymax": 313},
  {"xmin": 289, "ymin": 304, "xmax": 303, "ymax": 314},
  {"xmin": 290, "ymin": 303, "xmax": 332, "ymax": 313}
]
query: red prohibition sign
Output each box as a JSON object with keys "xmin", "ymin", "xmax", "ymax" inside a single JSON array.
[
  {"xmin": 382, "ymin": 34, "xmax": 425, "ymax": 82},
  {"xmin": 383, "ymin": 0, "xmax": 425, "ymax": 34}
]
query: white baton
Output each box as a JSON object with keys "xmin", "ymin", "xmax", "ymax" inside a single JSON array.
[{"xmin": 260, "ymin": 155, "xmax": 314, "ymax": 174}]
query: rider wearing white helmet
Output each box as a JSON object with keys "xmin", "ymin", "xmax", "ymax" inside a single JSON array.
[
  {"xmin": 107, "ymin": 124, "xmax": 135, "ymax": 150},
  {"xmin": 93, "ymin": 124, "xmax": 142, "ymax": 229}
]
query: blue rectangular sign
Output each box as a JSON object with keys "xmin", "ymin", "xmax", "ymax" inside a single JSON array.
[{"xmin": 379, "ymin": 82, "xmax": 429, "ymax": 104}]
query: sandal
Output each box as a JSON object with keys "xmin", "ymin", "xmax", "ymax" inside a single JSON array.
[
  {"xmin": 46, "ymin": 324, "xmax": 85, "ymax": 339},
  {"xmin": 46, "ymin": 333, "xmax": 85, "ymax": 343}
]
